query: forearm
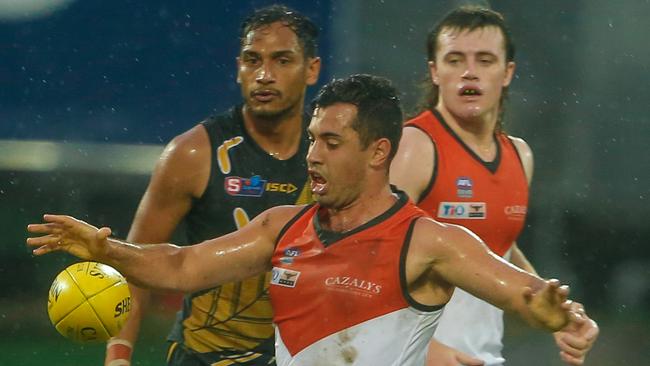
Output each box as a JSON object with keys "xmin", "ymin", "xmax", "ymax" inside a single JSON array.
[
  {"xmin": 103, "ymin": 238, "xmax": 187, "ymax": 292},
  {"xmin": 442, "ymin": 237, "xmax": 567, "ymax": 331}
]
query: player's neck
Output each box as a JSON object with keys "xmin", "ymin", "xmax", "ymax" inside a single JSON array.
[
  {"xmin": 436, "ymin": 106, "xmax": 498, "ymax": 161},
  {"xmin": 242, "ymin": 104, "xmax": 304, "ymax": 160},
  {"xmin": 321, "ymin": 183, "xmax": 396, "ymax": 233}
]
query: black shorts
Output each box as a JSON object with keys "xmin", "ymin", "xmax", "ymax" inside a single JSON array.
[{"xmin": 166, "ymin": 340, "xmax": 276, "ymax": 366}]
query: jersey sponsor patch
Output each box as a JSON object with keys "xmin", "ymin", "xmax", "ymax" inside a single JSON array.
[
  {"xmin": 437, "ymin": 202, "xmax": 486, "ymax": 219},
  {"xmin": 271, "ymin": 267, "xmax": 301, "ymax": 288},
  {"xmin": 455, "ymin": 176, "xmax": 474, "ymax": 198},
  {"xmin": 225, "ymin": 176, "xmax": 300, "ymax": 197},
  {"xmin": 266, "ymin": 182, "xmax": 298, "ymax": 194},
  {"xmin": 225, "ymin": 175, "xmax": 267, "ymax": 197},
  {"xmin": 324, "ymin": 276, "xmax": 382, "ymax": 298},
  {"xmin": 504, "ymin": 205, "xmax": 527, "ymax": 220}
]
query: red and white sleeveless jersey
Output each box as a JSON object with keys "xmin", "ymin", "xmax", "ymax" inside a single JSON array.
[
  {"xmin": 270, "ymin": 192, "xmax": 443, "ymax": 366},
  {"xmin": 405, "ymin": 110, "xmax": 529, "ymax": 257}
]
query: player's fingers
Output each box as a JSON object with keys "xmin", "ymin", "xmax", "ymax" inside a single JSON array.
[
  {"xmin": 44, "ymin": 214, "xmax": 87, "ymax": 230},
  {"xmin": 584, "ymin": 321, "xmax": 599, "ymax": 341},
  {"xmin": 42, "ymin": 214, "xmax": 70, "ymax": 223},
  {"xmin": 566, "ymin": 309, "xmax": 585, "ymax": 323},
  {"xmin": 547, "ymin": 278, "xmax": 561, "ymax": 289},
  {"xmin": 26, "ymin": 234, "xmax": 60, "ymax": 247},
  {"xmin": 571, "ymin": 301, "xmax": 585, "ymax": 312},
  {"xmin": 32, "ymin": 244, "xmax": 61, "ymax": 256},
  {"xmin": 556, "ymin": 334, "xmax": 588, "ymax": 357},
  {"xmin": 27, "ymin": 223, "xmax": 62, "ymax": 234},
  {"xmin": 559, "ymin": 350, "xmax": 584, "ymax": 365}
]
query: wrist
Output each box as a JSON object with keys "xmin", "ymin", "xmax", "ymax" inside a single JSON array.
[{"xmin": 106, "ymin": 338, "xmax": 133, "ymax": 366}]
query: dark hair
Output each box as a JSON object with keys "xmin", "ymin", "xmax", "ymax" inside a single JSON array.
[
  {"xmin": 414, "ymin": 6, "xmax": 515, "ymax": 131},
  {"xmin": 240, "ymin": 5, "xmax": 319, "ymax": 58},
  {"xmin": 311, "ymin": 74, "xmax": 403, "ymax": 162}
]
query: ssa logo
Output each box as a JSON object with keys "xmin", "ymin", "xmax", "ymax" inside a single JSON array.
[
  {"xmin": 225, "ymin": 175, "xmax": 267, "ymax": 197},
  {"xmin": 271, "ymin": 267, "xmax": 301, "ymax": 288},
  {"xmin": 438, "ymin": 202, "xmax": 486, "ymax": 219}
]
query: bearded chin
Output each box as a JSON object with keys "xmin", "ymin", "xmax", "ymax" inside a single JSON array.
[{"xmin": 249, "ymin": 102, "xmax": 296, "ymax": 120}]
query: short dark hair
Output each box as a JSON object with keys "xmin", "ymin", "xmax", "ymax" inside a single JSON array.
[
  {"xmin": 240, "ymin": 5, "xmax": 319, "ymax": 58},
  {"xmin": 415, "ymin": 6, "xmax": 515, "ymax": 131},
  {"xmin": 311, "ymin": 74, "xmax": 403, "ymax": 162}
]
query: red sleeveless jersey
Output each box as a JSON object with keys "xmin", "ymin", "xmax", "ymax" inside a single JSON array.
[
  {"xmin": 269, "ymin": 192, "xmax": 443, "ymax": 365},
  {"xmin": 405, "ymin": 110, "xmax": 529, "ymax": 256}
]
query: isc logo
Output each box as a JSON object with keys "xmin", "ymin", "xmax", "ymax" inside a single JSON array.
[
  {"xmin": 266, "ymin": 182, "xmax": 297, "ymax": 193},
  {"xmin": 437, "ymin": 202, "xmax": 486, "ymax": 219}
]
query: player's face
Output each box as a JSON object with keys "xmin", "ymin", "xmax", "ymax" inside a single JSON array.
[
  {"xmin": 237, "ymin": 21, "xmax": 320, "ymax": 119},
  {"xmin": 430, "ymin": 26, "xmax": 514, "ymax": 123},
  {"xmin": 306, "ymin": 103, "xmax": 372, "ymax": 209}
]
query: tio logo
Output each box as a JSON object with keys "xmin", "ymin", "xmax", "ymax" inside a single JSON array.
[{"xmin": 437, "ymin": 202, "xmax": 486, "ymax": 219}]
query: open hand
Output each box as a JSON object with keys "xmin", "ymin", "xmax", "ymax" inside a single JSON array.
[{"xmin": 27, "ymin": 214, "xmax": 112, "ymax": 261}]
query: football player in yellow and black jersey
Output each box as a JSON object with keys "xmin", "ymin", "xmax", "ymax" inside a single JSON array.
[{"xmin": 103, "ymin": 5, "xmax": 321, "ymax": 366}]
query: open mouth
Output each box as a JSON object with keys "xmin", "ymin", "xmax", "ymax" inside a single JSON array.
[
  {"xmin": 459, "ymin": 86, "xmax": 482, "ymax": 97},
  {"xmin": 309, "ymin": 170, "xmax": 328, "ymax": 195}
]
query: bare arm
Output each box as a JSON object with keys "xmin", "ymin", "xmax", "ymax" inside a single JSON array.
[
  {"xmin": 390, "ymin": 126, "xmax": 435, "ymax": 202},
  {"xmin": 407, "ymin": 218, "xmax": 571, "ymax": 331},
  {"xmin": 27, "ymin": 205, "xmax": 300, "ymax": 292},
  {"xmin": 104, "ymin": 124, "xmax": 212, "ymax": 362},
  {"xmin": 508, "ymin": 135, "xmax": 537, "ymax": 273}
]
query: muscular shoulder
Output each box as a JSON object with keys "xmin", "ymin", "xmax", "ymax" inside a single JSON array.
[
  {"xmin": 154, "ymin": 123, "xmax": 211, "ymax": 197},
  {"xmin": 163, "ymin": 124, "xmax": 211, "ymax": 165},
  {"xmin": 390, "ymin": 126, "xmax": 436, "ymax": 201},
  {"xmin": 507, "ymin": 135, "xmax": 534, "ymax": 184},
  {"xmin": 409, "ymin": 217, "xmax": 477, "ymax": 262}
]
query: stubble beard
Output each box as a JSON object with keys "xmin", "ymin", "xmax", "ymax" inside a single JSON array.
[{"xmin": 247, "ymin": 98, "xmax": 300, "ymax": 123}]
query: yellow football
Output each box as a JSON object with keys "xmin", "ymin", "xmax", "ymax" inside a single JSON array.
[{"xmin": 47, "ymin": 261, "xmax": 131, "ymax": 342}]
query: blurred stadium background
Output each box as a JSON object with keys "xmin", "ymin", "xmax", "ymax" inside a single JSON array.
[{"xmin": 1, "ymin": 0, "xmax": 649, "ymax": 364}]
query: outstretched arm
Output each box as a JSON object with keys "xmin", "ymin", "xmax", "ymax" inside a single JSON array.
[
  {"xmin": 407, "ymin": 218, "xmax": 572, "ymax": 332},
  {"xmin": 27, "ymin": 205, "xmax": 300, "ymax": 293}
]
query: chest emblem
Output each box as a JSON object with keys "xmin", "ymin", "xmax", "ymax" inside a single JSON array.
[
  {"xmin": 279, "ymin": 247, "xmax": 301, "ymax": 264},
  {"xmin": 271, "ymin": 267, "xmax": 301, "ymax": 288},
  {"xmin": 456, "ymin": 176, "xmax": 474, "ymax": 198},
  {"xmin": 225, "ymin": 175, "xmax": 267, "ymax": 197},
  {"xmin": 217, "ymin": 136, "xmax": 244, "ymax": 174}
]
